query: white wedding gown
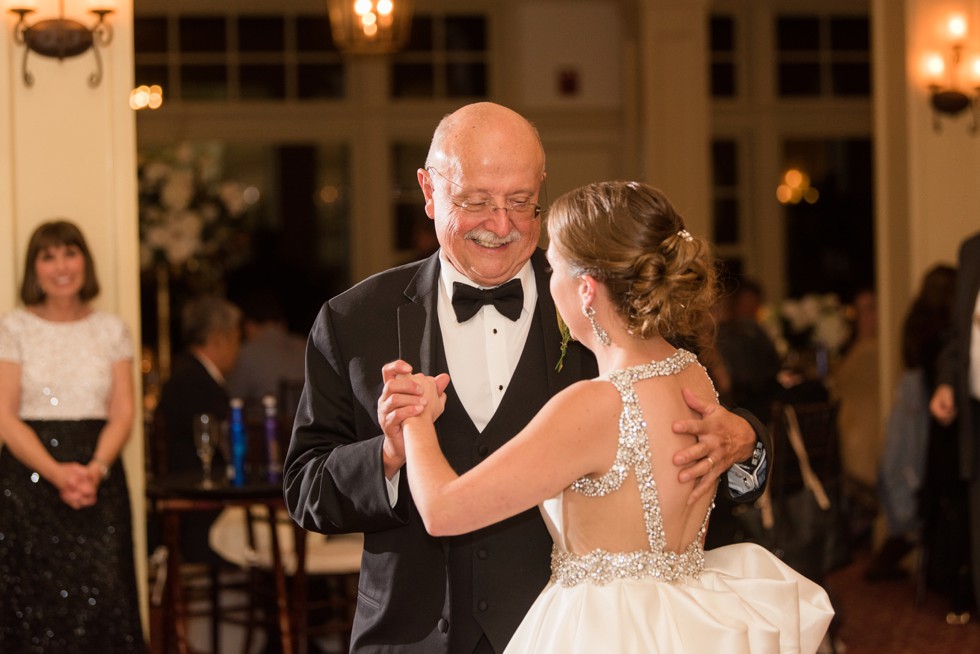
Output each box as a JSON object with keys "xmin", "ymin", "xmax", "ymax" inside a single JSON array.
[{"xmin": 504, "ymin": 352, "xmax": 834, "ymax": 653}]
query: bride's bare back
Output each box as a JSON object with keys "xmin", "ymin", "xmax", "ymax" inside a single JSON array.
[{"xmin": 561, "ymin": 354, "xmax": 718, "ymax": 558}]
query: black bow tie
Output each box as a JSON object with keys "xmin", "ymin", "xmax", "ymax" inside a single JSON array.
[{"xmin": 452, "ymin": 279, "xmax": 524, "ymax": 322}]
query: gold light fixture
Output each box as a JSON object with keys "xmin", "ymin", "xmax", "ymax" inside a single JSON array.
[
  {"xmin": 6, "ymin": 0, "xmax": 116, "ymax": 88},
  {"xmin": 922, "ymin": 13, "xmax": 980, "ymax": 133},
  {"xmin": 326, "ymin": 0, "xmax": 413, "ymax": 55}
]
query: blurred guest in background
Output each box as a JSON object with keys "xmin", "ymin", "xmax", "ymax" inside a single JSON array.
[
  {"xmin": 830, "ymin": 287, "xmax": 881, "ymax": 544},
  {"xmin": 706, "ymin": 276, "xmax": 782, "ymax": 551},
  {"xmin": 870, "ymin": 266, "xmax": 957, "ymax": 582},
  {"xmin": 154, "ymin": 295, "xmax": 241, "ymax": 564},
  {"xmin": 0, "ymin": 220, "xmax": 143, "ymax": 651},
  {"xmin": 931, "ymin": 230, "xmax": 980, "ymax": 621},
  {"xmin": 713, "ymin": 276, "xmax": 782, "ymax": 423},
  {"xmin": 227, "ymin": 288, "xmax": 306, "ymax": 407}
]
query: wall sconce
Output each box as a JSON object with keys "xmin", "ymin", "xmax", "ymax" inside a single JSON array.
[
  {"xmin": 6, "ymin": 0, "xmax": 116, "ymax": 88},
  {"xmin": 923, "ymin": 13, "xmax": 980, "ymax": 133},
  {"xmin": 326, "ymin": 0, "xmax": 414, "ymax": 55}
]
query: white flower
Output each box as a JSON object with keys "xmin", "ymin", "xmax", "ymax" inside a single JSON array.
[
  {"xmin": 161, "ymin": 168, "xmax": 195, "ymax": 211},
  {"xmin": 138, "ymin": 142, "xmax": 252, "ymax": 279},
  {"xmin": 813, "ymin": 312, "xmax": 850, "ymax": 351},
  {"xmin": 159, "ymin": 210, "xmax": 203, "ymax": 266},
  {"xmin": 218, "ymin": 181, "xmax": 247, "ymax": 216}
]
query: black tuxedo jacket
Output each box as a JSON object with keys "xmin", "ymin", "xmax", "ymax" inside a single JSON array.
[
  {"xmin": 937, "ymin": 232, "xmax": 980, "ymax": 479},
  {"xmin": 283, "ymin": 249, "xmax": 770, "ymax": 653}
]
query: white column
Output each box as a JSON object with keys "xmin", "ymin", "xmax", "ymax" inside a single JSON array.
[{"xmin": 637, "ymin": 0, "xmax": 712, "ymax": 234}]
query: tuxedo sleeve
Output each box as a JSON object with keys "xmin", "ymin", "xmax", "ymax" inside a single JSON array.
[
  {"xmin": 283, "ymin": 301, "xmax": 410, "ymax": 535},
  {"xmin": 722, "ymin": 407, "xmax": 771, "ymax": 503}
]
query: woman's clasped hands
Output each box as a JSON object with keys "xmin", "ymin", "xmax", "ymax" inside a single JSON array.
[{"xmin": 55, "ymin": 461, "xmax": 100, "ymax": 510}]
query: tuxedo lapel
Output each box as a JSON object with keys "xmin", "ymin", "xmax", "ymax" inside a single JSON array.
[{"xmin": 398, "ymin": 253, "xmax": 441, "ymax": 376}]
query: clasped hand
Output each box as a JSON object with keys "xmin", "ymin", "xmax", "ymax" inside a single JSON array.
[
  {"xmin": 56, "ymin": 462, "xmax": 100, "ymax": 510},
  {"xmin": 377, "ymin": 360, "xmax": 450, "ymax": 478}
]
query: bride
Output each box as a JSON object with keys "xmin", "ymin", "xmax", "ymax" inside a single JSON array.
[{"xmin": 402, "ymin": 180, "xmax": 833, "ymax": 653}]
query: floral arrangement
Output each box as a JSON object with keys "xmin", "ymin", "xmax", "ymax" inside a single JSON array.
[
  {"xmin": 138, "ymin": 142, "xmax": 252, "ymax": 292},
  {"xmin": 760, "ymin": 293, "xmax": 852, "ymax": 362}
]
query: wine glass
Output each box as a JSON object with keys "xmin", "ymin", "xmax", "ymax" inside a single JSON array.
[{"xmin": 193, "ymin": 413, "xmax": 218, "ymax": 488}]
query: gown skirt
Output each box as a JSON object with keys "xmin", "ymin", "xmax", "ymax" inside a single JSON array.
[
  {"xmin": 504, "ymin": 543, "xmax": 835, "ymax": 654},
  {"xmin": 0, "ymin": 420, "xmax": 144, "ymax": 653}
]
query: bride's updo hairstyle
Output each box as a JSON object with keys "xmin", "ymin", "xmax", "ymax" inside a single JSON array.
[{"xmin": 546, "ymin": 181, "xmax": 717, "ymax": 350}]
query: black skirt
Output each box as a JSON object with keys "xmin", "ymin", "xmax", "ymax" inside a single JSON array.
[{"xmin": 0, "ymin": 420, "xmax": 144, "ymax": 652}]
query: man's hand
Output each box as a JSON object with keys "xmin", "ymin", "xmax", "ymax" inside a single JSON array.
[
  {"xmin": 930, "ymin": 383, "xmax": 957, "ymax": 426},
  {"xmin": 672, "ymin": 388, "xmax": 756, "ymax": 504},
  {"xmin": 378, "ymin": 360, "xmax": 427, "ymax": 479}
]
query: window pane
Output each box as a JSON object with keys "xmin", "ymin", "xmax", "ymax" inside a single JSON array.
[
  {"xmin": 404, "ymin": 16, "xmax": 433, "ymax": 52},
  {"xmin": 831, "ymin": 62, "xmax": 870, "ymax": 96},
  {"xmin": 391, "ymin": 63, "xmax": 435, "ymax": 97},
  {"xmin": 710, "ymin": 15, "xmax": 734, "ymax": 52},
  {"xmin": 135, "ymin": 64, "xmax": 168, "ymax": 89},
  {"xmin": 444, "ymin": 16, "xmax": 486, "ymax": 52},
  {"xmin": 239, "ymin": 16, "xmax": 284, "ymax": 52},
  {"xmin": 776, "ymin": 17, "xmax": 820, "ymax": 52},
  {"xmin": 446, "ymin": 62, "xmax": 487, "ymax": 97},
  {"xmin": 179, "ymin": 17, "xmax": 226, "ymax": 53},
  {"xmin": 135, "ymin": 17, "xmax": 168, "ymax": 54},
  {"xmin": 712, "ymin": 140, "xmax": 738, "ymax": 186},
  {"xmin": 180, "ymin": 65, "xmax": 228, "ymax": 100},
  {"xmin": 830, "ymin": 17, "xmax": 869, "ymax": 51},
  {"xmin": 711, "ymin": 62, "xmax": 736, "ymax": 98},
  {"xmin": 782, "ymin": 138, "xmax": 874, "ymax": 297},
  {"xmin": 297, "ymin": 16, "xmax": 337, "ymax": 51},
  {"xmin": 240, "ymin": 64, "xmax": 286, "ymax": 99},
  {"xmin": 777, "ymin": 62, "xmax": 821, "ymax": 96},
  {"xmin": 713, "ymin": 198, "xmax": 739, "ymax": 244},
  {"xmin": 298, "ymin": 64, "xmax": 344, "ymax": 99},
  {"xmin": 392, "ymin": 143, "xmax": 428, "ymax": 194}
]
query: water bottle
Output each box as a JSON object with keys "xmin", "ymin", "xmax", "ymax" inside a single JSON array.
[
  {"xmin": 263, "ymin": 395, "xmax": 282, "ymax": 482},
  {"xmin": 229, "ymin": 397, "xmax": 248, "ymax": 486}
]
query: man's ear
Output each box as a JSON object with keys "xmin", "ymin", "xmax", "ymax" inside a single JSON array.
[{"xmin": 418, "ymin": 168, "xmax": 436, "ymax": 220}]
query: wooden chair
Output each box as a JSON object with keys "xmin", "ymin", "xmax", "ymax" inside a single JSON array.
[
  {"xmin": 146, "ymin": 410, "xmax": 254, "ymax": 654},
  {"xmin": 208, "ymin": 505, "xmax": 362, "ymax": 654}
]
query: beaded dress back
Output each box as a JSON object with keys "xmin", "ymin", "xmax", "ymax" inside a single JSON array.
[{"xmin": 550, "ymin": 349, "xmax": 715, "ymax": 587}]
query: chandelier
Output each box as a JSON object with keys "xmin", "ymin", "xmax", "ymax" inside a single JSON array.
[{"xmin": 326, "ymin": 0, "xmax": 414, "ymax": 55}]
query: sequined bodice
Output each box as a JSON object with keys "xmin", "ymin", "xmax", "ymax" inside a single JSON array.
[
  {"xmin": 550, "ymin": 349, "xmax": 714, "ymax": 587},
  {"xmin": 0, "ymin": 309, "xmax": 133, "ymax": 420}
]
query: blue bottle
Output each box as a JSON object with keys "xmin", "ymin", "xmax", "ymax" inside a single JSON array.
[
  {"xmin": 229, "ymin": 397, "xmax": 248, "ymax": 486},
  {"xmin": 262, "ymin": 395, "xmax": 282, "ymax": 482}
]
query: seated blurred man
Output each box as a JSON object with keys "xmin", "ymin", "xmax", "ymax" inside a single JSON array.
[
  {"xmin": 155, "ymin": 295, "xmax": 241, "ymax": 563},
  {"xmin": 226, "ymin": 288, "xmax": 306, "ymax": 407}
]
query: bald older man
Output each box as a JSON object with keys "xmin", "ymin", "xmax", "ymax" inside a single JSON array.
[{"xmin": 284, "ymin": 102, "xmax": 770, "ymax": 653}]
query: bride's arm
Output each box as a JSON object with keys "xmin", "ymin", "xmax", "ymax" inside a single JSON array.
[{"xmin": 403, "ymin": 376, "xmax": 611, "ymax": 537}]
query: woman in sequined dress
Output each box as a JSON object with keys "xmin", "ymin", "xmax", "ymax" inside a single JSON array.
[
  {"xmin": 0, "ymin": 221, "xmax": 143, "ymax": 652},
  {"xmin": 401, "ymin": 182, "xmax": 833, "ymax": 653}
]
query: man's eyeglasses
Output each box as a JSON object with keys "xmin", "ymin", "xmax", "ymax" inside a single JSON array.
[{"xmin": 425, "ymin": 166, "xmax": 542, "ymax": 221}]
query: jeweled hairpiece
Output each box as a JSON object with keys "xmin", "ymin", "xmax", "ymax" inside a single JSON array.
[{"xmin": 677, "ymin": 229, "xmax": 693, "ymax": 243}]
